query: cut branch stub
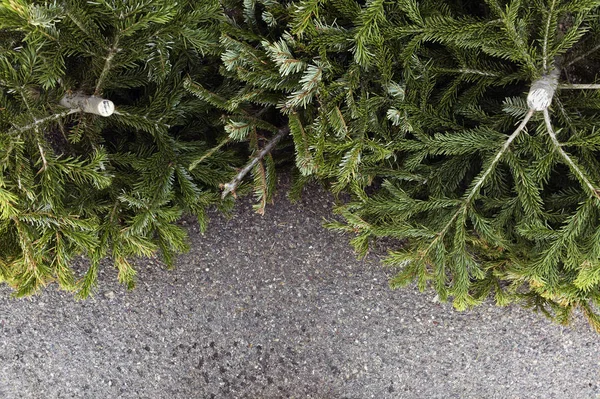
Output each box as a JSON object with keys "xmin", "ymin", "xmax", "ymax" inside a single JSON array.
[
  {"xmin": 60, "ymin": 93, "xmax": 115, "ymax": 117},
  {"xmin": 527, "ymin": 69, "xmax": 559, "ymax": 111}
]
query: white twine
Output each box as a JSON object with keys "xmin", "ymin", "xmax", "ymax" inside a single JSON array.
[{"xmin": 527, "ymin": 69, "xmax": 560, "ymax": 111}]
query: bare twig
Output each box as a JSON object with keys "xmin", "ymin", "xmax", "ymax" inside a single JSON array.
[
  {"xmin": 221, "ymin": 127, "xmax": 289, "ymax": 199},
  {"xmin": 558, "ymin": 83, "xmax": 600, "ymax": 90}
]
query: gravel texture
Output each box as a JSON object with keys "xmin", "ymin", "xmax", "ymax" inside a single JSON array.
[{"xmin": 1, "ymin": 181, "xmax": 599, "ymax": 399}]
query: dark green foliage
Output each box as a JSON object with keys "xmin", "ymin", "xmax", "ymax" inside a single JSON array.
[
  {"xmin": 317, "ymin": 0, "xmax": 600, "ymax": 331},
  {"xmin": 202, "ymin": 0, "xmax": 600, "ymax": 331},
  {"xmin": 4, "ymin": 0, "xmax": 600, "ymax": 332},
  {"xmin": 0, "ymin": 0, "xmax": 237, "ymax": 296}
]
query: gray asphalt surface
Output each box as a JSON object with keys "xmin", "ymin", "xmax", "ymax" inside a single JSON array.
[{"xmin": 0, "ymin": 181, "xmax": 599, "ymax": 399}]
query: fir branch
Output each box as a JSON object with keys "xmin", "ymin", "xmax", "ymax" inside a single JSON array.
[
  {"xmin": 281, "ymin": 63, "xmax": 322, "ymax": 111},
  {"xmin": 565, "ymin": 43, "xmax": 600, "ymax": 67},
  {"xmin": 221, "ymin": 127, "xmax": 289, "ymax": 199},
  {"xmin": 263, "ymin": 39, "xmax": 306, "ymax": 76},
  {"xmin": 558, "ymin": 83, "xmax": 600, "ymax": 89},
  {"xmin": 10, "ymin": 109, "xmax": 81, "ymax": 134},
  {"xmin": 37, "ymin": 141, "xmax": 48, "ymax": 172},
  {"xmin": 435, "ymin": 68, "xmax": 501, "ymax": 77},
  {"xmin": 422, "ymin": 109, "xmax": 535, "ymax": 259},
  {"xmin": 0, "ymin": 187, "xmax": 18, "ymax": 219},
  {"xmin": 188, "ymin": 138, "xmax": 231, "ymax": 171},
  {"xmin": 292, "ymin": 0, "xmax": 321, "ymax": 36},
  {"xmin": 225, "ymin": 120, "xmax": 252, "ymax": 141},
  {"xmin": 183, "ymin": 78, "xmax": 230, "ymax": 110},
  {"xmin": 288, "ymin": 112, "xmax": 316, "ymax": 175},
  {"xmin": 542, "ymin": 108, "xmax": 600, "ymax": 199},
  {"xmin": 353, "ymin": 0, "xmax": 386, "ymax": 66},
  {"xmin": 542, "ymin": 0, "xmax": 558, "ymax": 72},
  {"xmin": 65, "ymin": 9, "xmax": 107, "ymax": 50},
  {"xmin": 489, "ymin": 0, "xmax": 537, "ymax": 71},
  {"xmin": 94, "ymin": 35, "xmax": 120, "ymax": 96}
]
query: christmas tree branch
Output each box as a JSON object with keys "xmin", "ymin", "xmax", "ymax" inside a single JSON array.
[
  {"xmin": 37, "ymin": 141, "xmax": 48, "ymax": 172},
  {"xmin": 558, "ymin": 83, "xmax": 600, "ymax": 89},
  {"xmin": 66, "ymin": 11, "xmax": 108, "ymax": 50},
  {"xmin": 565, "ymin": 43, "xmax": 600, "ymax": 67},
  {"xmin": 435, "ymin": 68, "xmax": 500, "ymax": 77},
  {"xmin": 221, "ymin": 127, "xmax": 289, "ymax": 199},
  {"xmin": 468, "ymin": 112, "xmax": 535, "ymax": 202},
  {"xmin": 11, "ymin": 109, "xmax": 81, "ymax": 134},
  {"xmin": 189, "ymin": 137, "xmax": 231, "ymax": 171},
  {"xmin": 422, "ymin": 109, "xmax": 535, "ymax": 257},
  {"xmin": 95, "ymin": 35, "xmax": 120, "ymax": 96},
  {"xmin": 542, "ymin": 109, "xmax": 600, "ymax": 199},
  {"xmin": 542, "ymin": 0, "xmax": 557, "ymax": 72}
]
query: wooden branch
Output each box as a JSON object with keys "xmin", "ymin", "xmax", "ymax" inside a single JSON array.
[
  {"xmin": 189, "ymin": 138, "xmax": 231, "ymax": 171},
  {"xmin": 565, "ymin": 43, "xmax": 600, "ymax": 68},
  {"xmin": 94, "ymin": 35, "xmax": 120, "ymax": 96},
  {"xmin": 558, "ymin": 83, "xmax": 600, "ymax": 90},
  {"xmin": 12, "ymin": 109, "xmax": 81, "ymax": 134},
  {"xmin": 60, "ymin": 93, "xmax": 114, "ymax": 117},
  {"xmin": 527, "ymin": 69, "xmax": 559, "ymax": 111},
  {"xmin": 221, "ymin": 127, "xmax": 289, "ymax": 199},
  {"xmin": 421, "ymin": 109, "xmax": 535, "ymax": 259},
  {"xmin": 543, "ymin": 109, "xmax": 600, "ymax": 199}
]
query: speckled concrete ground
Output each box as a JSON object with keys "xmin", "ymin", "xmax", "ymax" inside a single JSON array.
[{"xmin": 0, "ymin": 181, "xmax": 599, "ymax": 399}]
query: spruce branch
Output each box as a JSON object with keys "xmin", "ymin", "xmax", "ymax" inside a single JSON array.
[
  {"xmin": 465, "ymin": 111, "xmax": 535, "ymax": 203},
  {"xmin": 11, "ymin": 109, "xmax": 81, "ymax": 134},
  {"xmin": 292, "ymin": 0, "xmax": 322, "ymax": 36},
  {"xmin": 263, "ymin": 39, "xmax": 306, "ymax": 76},
  {"xmin": 37, "ymin": 141, "xmax": 48, "ymax": 172},
  {"xmin": 421, "ymin": 109, "xmax": 535, "ymax": 259},
  {"xmin": 221, "ymin": 127, "xmax": 289, "ymax": 199},
  {"xmin": 542, "ymin": 108, "xmax": 600, "ymax": 199},
  {"xmin": 188, "ymin": 138, "xmax": 231, "ymax": 171},
  {"xmin": 94, "ymin": 35, "xmax": 120, "ymax": 96},
  {"xmin": 281, "ymin": 63, "xmax": 322, "ymax": 111},
  {"xmin": 542, "ymin": 0, "xmax": 558, "ymax": 72},
  {"xmin": 494, "ymin": 0, "xmax": 536, "ymax": 71},
  {"xmin": 565, "ymin": 43, "xmax": 600, "ymax": 67},
  {"xmin": 66, "ymin": 10, "xmax": 107, "ymax": 50},
  {"xmin": 558, "ymin": 83, "xmax": 600, "ymax": 89}
]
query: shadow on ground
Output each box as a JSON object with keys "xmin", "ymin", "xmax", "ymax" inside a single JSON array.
[{"xmin": 0, "ymin": 180, "xmax": 599, "ymax": 399}]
